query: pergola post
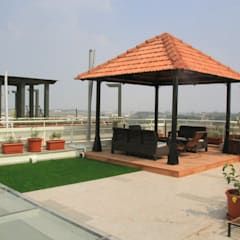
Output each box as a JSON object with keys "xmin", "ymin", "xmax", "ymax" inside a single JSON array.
[
  {"xmin": 0, "ymin": 83, "xmax": 2, "ymax": 118},
  {"xmin": 13, "ymin": 90, "xmax": 17, "ymax": 117},
  {"xmin": 35, "ymin": 89, "xmax": 39, "ymax": 117},
  {"xmin": 92, "ymin": 80, "xmax": 102, "ymax": 151},
  {"xmin": 154, "ymin": 85, "xmax": 159, "ymax": 133},
  {"xmin": 223, "ymin": 82, "xmax": 231, "ymax": 153},
  {"xmin": 29, "ymin": 85, "xmax": 34, "ymax": 118},
  {"xmin": 44, "ymin": 83, "xmax": 49, "ymax": 117},
  {"xmin": 118, "ymin": 84, "xmax": 122, "ymax": 117},
  {"xmin": 16, "ymin": 83, "xmax": 25, "ymax": 118},
  {"xmin": 16, "ymin": 88, "xmax": 19, "ymax": 118},
  {"xmin": 168, "ymin": 73, "xmax": 179, "ymax": 165}
]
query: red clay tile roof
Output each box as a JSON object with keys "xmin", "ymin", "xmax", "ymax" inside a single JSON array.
[{"xmin": 75, "ymin": 32, "xmax": 240, "ymax": 81}]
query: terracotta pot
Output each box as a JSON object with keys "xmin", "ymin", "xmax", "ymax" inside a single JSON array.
[
  {"xmin": 2, "ymin": 143, "xmax": 24, "ymax": 154},
  {"xmin": 46, "ymin": 139, "xmax": 65, "ymax": 150},
  {"xmin": 28, "ymin": 138, "xmax": 42, "ymax": 152},
  {"xmin": 208, "ymin": 137, "xmax": 223, "ymax": 145},
  {"xmin": 226, "ymin": 189, "xmax": 240, "ymax": 220}
]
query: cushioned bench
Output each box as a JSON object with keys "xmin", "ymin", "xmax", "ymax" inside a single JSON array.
[{"xmin": 111, "ymin": 127, "xmax": 168, "ymax": 160}]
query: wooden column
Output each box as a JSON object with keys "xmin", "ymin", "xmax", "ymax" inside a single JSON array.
[
  {"xmin": 168, "ymin": 73, "xmax": 179, "ymax": 165},
  {"xmin": 154, "ymin": 85, "xmax": 159, "ymax": 133},
  {"xmin": 223, "ymin": 82, "xmax": 231, "ymax": 153},
  {"xmin": 92, "ymin": 80, "xmax": 102, "ymax": 151}
]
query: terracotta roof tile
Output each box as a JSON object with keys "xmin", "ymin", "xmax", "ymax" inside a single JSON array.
[{"xmin": 75, "ymin": 32, "xmax": 240, "ymax": 81}]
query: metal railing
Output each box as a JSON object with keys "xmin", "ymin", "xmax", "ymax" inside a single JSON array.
[{"xmin": 0, "ymin": 117, "xmax": 239, "ymax": 145}]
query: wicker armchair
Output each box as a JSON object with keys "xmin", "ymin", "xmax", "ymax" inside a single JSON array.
[
  {"xmin": 185, "ymin": 131, "xmax": 206, "ymax": 152},
  {"xmin": 168, "ymin": 126, "xmax": 208, "ymax": 152}
]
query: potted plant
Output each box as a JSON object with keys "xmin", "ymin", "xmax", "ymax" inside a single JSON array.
[
  {"xmin": 28, "ymin": 130, "xmax": 42, "ymax": 152},
  {"xmin": 46, "ymin": 132, "xmax": 65, "ymax": 150},
  {"xmin": 208, "ymin": 130, "xmax": 223, "ymax": 145},
  {"xmin": 2, "ymin": 136, "xmax": 24, "ymax": 154},
  {"xmin": 223, "ymin": 164, "xmax": 240, "ymax": 219}
]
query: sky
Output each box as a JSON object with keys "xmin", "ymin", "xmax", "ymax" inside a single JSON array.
[{"xmin": 0, "ymin": 0, "xmax": 240, "ymax": 114}]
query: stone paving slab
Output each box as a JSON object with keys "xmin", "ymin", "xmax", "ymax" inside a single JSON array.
[{"xmin": 25, "ymin": 165, "xmax": 240, "ymax": 240}]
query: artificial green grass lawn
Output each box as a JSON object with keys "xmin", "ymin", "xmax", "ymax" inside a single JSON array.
[{"xmin": 0, "ymin": 158, "xmax": 139, "ymax": 193}]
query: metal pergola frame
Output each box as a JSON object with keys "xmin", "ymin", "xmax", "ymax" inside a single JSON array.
[{"xmin": 0, "ymin": 75, "xmax": 56, "ymax": 118}]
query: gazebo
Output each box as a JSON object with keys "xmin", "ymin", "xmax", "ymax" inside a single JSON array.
[{"xmin": 75, "ymin": 32, "xmax": 240, "ymax": 165}]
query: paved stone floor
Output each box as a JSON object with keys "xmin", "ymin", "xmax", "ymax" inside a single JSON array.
[{"xmin": 25, "ymin": 165, "xmax": 240, "ymax": 240}]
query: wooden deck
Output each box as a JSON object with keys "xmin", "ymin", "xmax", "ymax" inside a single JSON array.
[{"xmin": 86, "ymin": 146, "xmax": 240, "ymax": 177}]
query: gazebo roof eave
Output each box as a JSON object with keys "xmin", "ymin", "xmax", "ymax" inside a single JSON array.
[{"xmin": 77, "ymin": 69, "xmax": 240, "ymax": 86}]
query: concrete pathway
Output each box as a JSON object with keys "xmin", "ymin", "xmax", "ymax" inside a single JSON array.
[{"xmin": 25, "ymin": 165, "xmax": 240, "ymax": 240}]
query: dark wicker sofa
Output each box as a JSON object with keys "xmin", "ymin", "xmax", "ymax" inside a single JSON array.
[{"xmin": 111, "ymin": 127, "xmax": 168, "ymax": 160}]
